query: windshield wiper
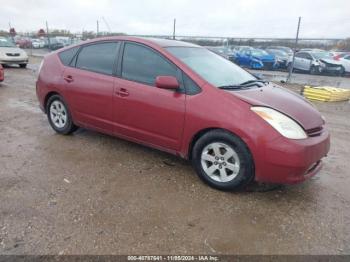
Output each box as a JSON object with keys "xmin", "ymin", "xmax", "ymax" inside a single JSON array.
[
  {"xmin": 218, "ymin": 85, "xmax": 249, "ymax": 90},
  {"xmin": 239, "ymin": 79, "xmax": 269, "ymax": 86},
  {"xmin": 218, "ymin": 79, "xmax": 268, "ymax": 90}
]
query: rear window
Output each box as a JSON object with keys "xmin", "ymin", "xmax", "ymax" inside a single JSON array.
[
  {"xmin": 76, "ymin": 42, "xmax": 120, "ymax": 75},
  {"xmin": 58, "ymin": 47, "xmax": 80, "ymax": 66}
]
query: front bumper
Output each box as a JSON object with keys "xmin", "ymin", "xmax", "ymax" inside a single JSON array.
[
  {"xmin": 0, "ymin": 58, "xmax": 29, "ymax": 64},
  {"xmin": 320, "ymin": 66, "xmax": 343, "ymax": 74},
  {"xmin": 255, "ymin": 128, "xmax": 330, "ymax": 184}
]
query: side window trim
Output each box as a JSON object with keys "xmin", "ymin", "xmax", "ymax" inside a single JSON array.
[{"xmin": 73, "ymin": 41, "xmax": 120, "ymax": 76}]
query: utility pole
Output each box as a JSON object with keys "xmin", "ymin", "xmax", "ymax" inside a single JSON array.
[
  {"xmin": 173, "ymin": 19, "xmax": 176, "ymax": 40},
  {"xmin": 287, "ymin": 17, "xmax": 301, "ymax": 83},
  {"xmin": 8, "ymin": 22, "xmax": 14, "ymax": 42},
  {"xmin": 97, "ymin": 20, "xmax": 99, "ymax": 37},
  {"xmin": 46, "ymin": 21, "xmax": 51, "ymax": 50}
]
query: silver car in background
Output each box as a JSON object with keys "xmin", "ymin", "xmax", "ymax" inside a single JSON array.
[{"xmin": 288, "ymin": 51, "xmax": 345, "ymax": 76}]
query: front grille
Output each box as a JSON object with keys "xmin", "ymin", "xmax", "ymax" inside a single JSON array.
[
  {"xmin": 6, "ymin": 53, "xmax": 20, "ymax": 57},
  {"xmin": 306, "ymin": 126, "xmax": 323, "ymax": 137}
]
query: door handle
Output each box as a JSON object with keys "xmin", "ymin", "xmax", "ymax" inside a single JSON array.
[
  {"xmin": 64, "ymin": 75, "xmax": 74, "ymax": 83},
  {"xmin": 116, "ymin": 88, "xmax": 129, "ymax": 97}
]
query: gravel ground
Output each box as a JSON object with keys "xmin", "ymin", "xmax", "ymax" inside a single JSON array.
[{"xmin": 0, "ymin": 57, "xmax": 350, "ymax": 255}]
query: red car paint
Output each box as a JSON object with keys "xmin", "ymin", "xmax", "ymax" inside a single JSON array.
[
  {"xmin": 0, "ymin": 64, "xmax": 4, "ymax": 82},
  {"xmin": 36, "ymin": 36, "xmax": 330, "ymax": 184}
]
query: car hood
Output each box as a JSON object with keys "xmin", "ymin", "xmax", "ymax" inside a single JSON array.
[
  {"xmin": 320, "ymin": 58, "xmax": 342, "ymax": 65},
  {"xmin": 228, "ymin": 84, "xmax": 324, "ymax": 130},
  {"xmin": 0, "ymin": 47, "xmax": 26, "ymax": 55}
]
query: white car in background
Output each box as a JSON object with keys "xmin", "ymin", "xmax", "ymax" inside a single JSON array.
[
  {"xmin": 288, "ymin": 51, "xmax": 345, "ymax": 76},
  {"xmin": 31, "ymin": 39, "xmax": 45, "ymax": 49},
  {"xmin": 0, "ymin": 37, "xmax": 29, "ymax": 68}
]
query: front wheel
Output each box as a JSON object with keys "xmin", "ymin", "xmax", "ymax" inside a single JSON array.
[
  {"xmin": 192, "ymin": 130, "xmax": 254, "ymax": 191},
  {"xmin": 310, "ymin": 66, "xmax": 319, "ymax": 75},
  {"xmin": 338, "ymin": 67, "xmax": 345, "ymax": 77},
  {"xmin": 46, "ymin": 95, "xmax": 78, "ymax": 135}
]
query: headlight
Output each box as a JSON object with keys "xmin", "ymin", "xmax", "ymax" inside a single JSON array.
[{"xmin": 251, "ymin": 107, "xmax": 307, "ymax": 139}]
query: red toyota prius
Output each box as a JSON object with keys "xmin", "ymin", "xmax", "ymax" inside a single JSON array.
[{"xmin": 36, "ymin": 36, "xmax": 330, "ymax": 191}]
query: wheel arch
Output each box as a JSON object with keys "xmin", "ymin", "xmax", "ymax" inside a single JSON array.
[
  {"xmin": 187, "ymin": 127, "xmax": 251, "ymax": 160},
  {"xmin": 44, "ymin": 91, "xmax": 61, "ymax": 113}
]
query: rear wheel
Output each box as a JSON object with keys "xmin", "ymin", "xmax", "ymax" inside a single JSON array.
[
  {"xmin": 192, "ymin": 130, "xmax": 254, "ymax": 191},
  {"xmin": 19, "ymin": 64, "xmax": 27, "ymax": 68},
  {"xmin": 46, "ymin": 95, "xmax": 78, "ymax": 135}
]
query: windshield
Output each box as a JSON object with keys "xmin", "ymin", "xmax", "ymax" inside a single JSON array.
[
  {"xmin": 268, "ymin": 49, "xmax": 288, "ymax": 57},
  {"xmin": 0, "ymin": 38, "xmax": 16, "ymax": 47},
  {"xmin": 166, "ymin": 47, "xmax": 256, "ymax": 87},
  {"xmin": 251, "ymin": 49, "xmax": 268, "ymax": 56},
  {"xmin": 311, "ymin": 52, "xmax": 333, "ymax": 59}
]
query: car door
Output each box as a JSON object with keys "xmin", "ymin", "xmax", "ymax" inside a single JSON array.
[
  {"xmin": 112, "ymin": 42, "xmax": 186, "ymax": 151},
  {"xmin": 63, "ymin": 42, "xmax": 120, "ymax": 134},
  {"xmin": 293, "ymin": 53, "xmax": 304, "ymax": 70},
  {"xmin": 304, "ymin": 53, "xmax": 313, "ymax": 71},
  {"xmin": 240, "ymin": 49, "xmax": 252, "ymax": 66}
]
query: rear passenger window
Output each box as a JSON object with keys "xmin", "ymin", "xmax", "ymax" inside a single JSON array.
[
  {"xmin": 76, "ymin": 42, "xmax": 120, "ymax": 75},
  {"xmin": 122, "ymin": 43, "xmax": 178, "ymax": 86},
  {"xmin": 59, "ymin": 47, "xmax": 79, "ymax": 66}
]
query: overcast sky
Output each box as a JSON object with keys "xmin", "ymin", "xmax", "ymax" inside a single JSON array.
[{"xmin": 0, "ymin": 0, "xmax": 349, "ymax": 38}]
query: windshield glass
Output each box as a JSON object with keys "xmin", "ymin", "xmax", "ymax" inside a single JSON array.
[
  {"xmin": 268, "ymin": 49, "xmax": 288, "ymax": 57},
  {"xmin": 0, "ymin": 38, "xmax": 16, "ymax": 47},
  {"xmin": 311, "ymin": 52, "xmax": 333, "ymax": 59},
  {"xmin": 251, "ymin": 49, "xmax": 268, "ymax": 56},
  {"xmin": 166, "ymin": 47, "xmax": 256, "ymax": 87}
]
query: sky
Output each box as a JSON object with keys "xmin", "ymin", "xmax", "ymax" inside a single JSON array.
[{"xmin": 0, "ymin": 0, "xmax": 349, "ymax": 38}]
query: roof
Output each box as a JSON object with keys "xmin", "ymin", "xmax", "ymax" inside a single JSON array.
[
  {"xmin": 141, "ymin": 37, "xmax": 200, "ymax": 48},
  {"xmin": 84, "ymin": 36, "xmax": 201, "ymax": 48}
]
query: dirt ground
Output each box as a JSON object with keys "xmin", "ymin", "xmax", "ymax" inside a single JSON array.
[{"xmin": 0, "ymin": 57, "xmax": 350, "ymax": 255}]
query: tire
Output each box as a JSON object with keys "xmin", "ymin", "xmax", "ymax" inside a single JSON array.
[
  {"xmin": 310, "ymin": 66, "xmax": 319, "ymax": 75},
  {"xmin": 191, "ymin": 130, "xmax": 254, "ymax": 191},
  {"xmin": 19, "ymin": 64, "xmax": 27, "ymax": 68},
  {"xmin": 46, "ymin": 95, "xmax": 78, "ymax": 135},
  {"xmin": 338, "ymin": 67, "xmax": 345, "ymax": 77}
]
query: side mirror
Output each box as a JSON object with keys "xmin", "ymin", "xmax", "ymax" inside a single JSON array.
[{"xmin": 155, "ymin": 76, "xmax": 179, "ymax": 90}]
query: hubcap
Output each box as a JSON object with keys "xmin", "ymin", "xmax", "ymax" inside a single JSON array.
[
  {"xmin": 50, "ymin": 100, "xmax": 67, "ymax": 129},
  {"xmin": 201, "ymin": 142, "xmax": 240, "ymax": 183}
]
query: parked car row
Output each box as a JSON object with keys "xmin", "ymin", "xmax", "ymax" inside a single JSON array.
[
  {"xmin": 205, "ymin": 45, "xmax": 349, "ymax": 76},
  {"xmin": 12, "ymin": 36, "xmax": 77, "ymax": 50}
]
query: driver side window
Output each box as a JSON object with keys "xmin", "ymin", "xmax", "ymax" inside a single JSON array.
[{"xmin": 121, "ymin": 43, "xmax": 178, "ymax": 87}]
